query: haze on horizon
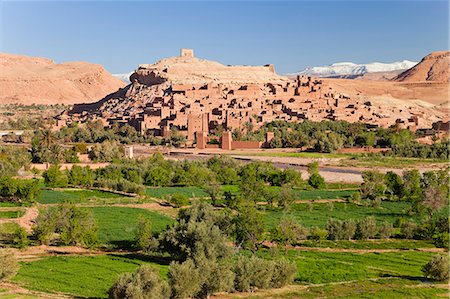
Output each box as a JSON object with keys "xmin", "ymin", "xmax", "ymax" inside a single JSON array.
[{"xmin": 0, "ymin": 0, "xmax": 448, "ymax": 74}]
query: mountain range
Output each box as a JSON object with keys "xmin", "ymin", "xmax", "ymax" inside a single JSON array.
[{"xmin": 293, "ymin": 60, "xmax": 418, "ymax": 78}]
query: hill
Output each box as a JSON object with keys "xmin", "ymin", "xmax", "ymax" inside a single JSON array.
[
  {"xmin": 0, "ymin": 53, "xmax": 125, "ymax": 105},
  {"xmin": 393, "ymin": 51, "xmax": 449, "ymax": 83}
]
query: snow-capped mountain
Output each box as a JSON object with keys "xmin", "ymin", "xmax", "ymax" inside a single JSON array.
[
  {"xmin": 113, "ymin": 72, "xmax": 133, "ymax": 83},
  {"xmin": 293, "ymin": 60, "xmax": 417, "ymax": 77}
]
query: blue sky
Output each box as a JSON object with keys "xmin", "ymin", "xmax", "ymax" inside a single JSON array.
[{"xmin": 0, "ymin": 1, "xmax": 448, "ymax": 74}]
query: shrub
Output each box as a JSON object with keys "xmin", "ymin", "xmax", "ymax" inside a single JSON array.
[
  {"xmin": 33, "ymin": 204, "xmax": 98, "ymax": 248},
  {"xmin": 308, "ymin": 227, "xmax": 327, "ymax": 242},
  {"xmin": 233, "ymin": 255, "xmax": 274, "ymax": 292},
  {"xmin": 326, "ymin": 219, "xmax": 344, "ymax": 241},
  {"xmin": 108, "ymin": 265, "xmax": 170, "ymax": 299},
  {"xmin": 378, "ymin": 221, "xmax": 394, "ymax": 239},
  {"xmin": 43, "ymin": 165, "xmax": 68, "ymax": 188},
  {"xmin": 307, "ymin": 161, "xmax": 319, "ymax": 175},
  {"xmin": 400, "ymin": 220, "xmax": 417, "ymax": 239},
  {"xmin": 271, "ymin": 216, "xmax": 307, "ymax": 248},
  {"xmin": 0, "ymin": 249, "xmax": 19, "ymax": 281},
  {"xmin": 270, "ymin": 258, "xmax": 297, "ymax": 288},
  {"xmin": 134, "ymin": 216, "xmax": 152, "ymax": 250},
  {"xmin": 422, "ymin": 254, "xmax": 449, "ymax": 281},
  {"xmin": 275, "ymin": 186, "xmax": 296, "ymax": 210},
  {"xmin": 12, "ymin": 226, "xmax": 29, "ymax": 249},
  {"xmin": 233, "ymin": 255, "xmax": 296, "ymax": 292},
  {"xmin": 341, "ymin": 220, "xmax": 356, "ymax": 240},
  {"xmin": 169, "ymin": 259, "xmax": 201, "ymax": 299},
  {"xmin": 308, "ymin": 173, "xmax": 325, "ymax": 189},
  {"xmin": 355, "ymin": 216, "xmax": 378, "ymax": 240},
  {"xmin": 432, "ymin": 232, "xmax": 449, "ymax": 248},
  {"xmin": 233, "ymin": 205, "xmax": 265, "ymax": 251},
  {"xmin": 167, "ymin": 193, "xmax": 190, "ymax": 208}
]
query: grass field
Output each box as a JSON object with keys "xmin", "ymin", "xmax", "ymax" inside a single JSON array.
[
  {"xmin": 145, "ymin": 186, "xmax": 208, "ymax": 199},
  {"xmin": 13, "ymin": 250, "xmax": 440, "ymax": 299},
  {"xmin": 340, "ymin": 155, "xmax": 447, "ymax": 168},
  {"xmin": 37, "ymin": 189, "xmax": 123, "ymax": 204},
  {"xmin": 14, "ymin": 254, "xmax": 169, "ymax": 298},
  {"xmin": 262, "ymin": 201, "xmax": 419, "ymax": 229},
  {"xmin": 296, "ymin": 239, "xmax": 436, "ymax": 250},
  {"xmin": 0, "ymin": 210, "xmax": 24, "ymax": 218},
  {"xmin": 246, "ymin": 278, "xmax": 447, "ymax": 298},
  {"xmin": 87, "ymin": 206, "xmax": 174, "ymax": 247},
  {"xmin": 257, "ymin": 249, "xmax": 435, "ymax": 284}
]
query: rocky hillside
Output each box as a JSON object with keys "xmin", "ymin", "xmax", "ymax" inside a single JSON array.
[
  {"xmin": 0, "ymin": 53, "xmax": 125, "ymax": 105},
  {"xmin": 393, "ymin": 51, "xmax": 449, "ymax": 82}
]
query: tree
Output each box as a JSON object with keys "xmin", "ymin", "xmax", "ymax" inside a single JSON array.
[
  {"xmin": 276, "ymin": 186, "xmax": 296, "ymax": 210},
  {"xmin": 233, "ymin": 205, "xmax": 265, "ymax": 251},
  {"xmin": 0, "ymin": 249, "xmax": 19, "ymax": 281},
  {"xmin": 67, "ymin": 165, "xmax": 94, "ymax": 187},
  {"xmin": 169, "ymin": 259, "xmax": 201, "ymax": 299},
  {"xmin": 361, "ymin": 171, "xmax": 386, "ymax": 201},
  {"xmin": 403, "ymin": 169, "xmax": 422, "ymax": 203},
  {"xmin": 400, "ymin": 220, "xmax": 417, "ymax": 239},
  {"xmin": 422, "ymin": 186, "xmax": 447, "ymax": 217},
  {"xmin": 12, "ymin": 226, "xmax": 29, "ymax": 249},
  {"xmin": 33, "ymin": 204, "xmax": 98, "ymax": 248},
  {"xmin": 308, "ymin": 173, "xmax": 325, "ymax": 189},
  {"xmin": 135, "ymin": 216, "xmax": 152, "ymax": 250},
  {"xmin": 271, "ymin": 216, "xmax": 307, "ymax": 250},
  {"xmin": 204, "ymin": 180, "xmax": 221, "ymax": 206},
  {"xmin": 378, "ymin": 221, "xmax": 394, "ymax": 239},
  {"xmin": 384, "ymin": 171, "xmax": 404, "ymax": 200},
  {"xmin": 422, "ymin": 254, "xmax": 449, "ymax": 281},
  {"xmin": 355, "ymin": 216, "xmax": 377, "ymax": 240},
  {"xmin": 109, "ymin": 265, "xmax": 170, "ymax": 299},
  {"xmin": 157, "ymin": 202, "xmax": 231, "ymax": 261},
  {"xmin": 42, "ymin": 165, "xmax": 68, "ymax": 188},
  {"xmin": 89, "ymin": 140, "xmax": 124, "ymax": 162}
]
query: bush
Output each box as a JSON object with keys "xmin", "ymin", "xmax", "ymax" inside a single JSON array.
[
  {"xmin": 355, "ymin": 216, "xmax": 377, "ymax": 240},
  {"xmin": 308, "ymin": 173, "xmax": 325, "ymax": 189},
  {"xmin": 422, "ymin": 254, "xmax": 449, "ymax": 281},
  {"xmin": 308, "ymin": 227, "xmax": 327, "ymax": 242},
  {"xmin": 12, "ymin": 226, "xmax": 29, "ymax": 249},
  {"xmin": 169, "ymin": 259, "xmax": 201, "ymax": 299},
  {"xmin": 0, "ymin": 176, "xmax": 40, "ymax": 204},
  {"xmin": 432, "ymin": 232, "xmax": 449, "ymax": 248},
  {"xmin": 0, "ymin": 249, "xmax": 19, "ymax": 281},
  {"xmin": 378, "ymin": 221, "xmax": 394, "ymax": 239},
  {"xmin": 233, "ymin": 256, "xmax": 296, "ymax": 292},
  {"xmin": 233, "ymin": 255, "xmax": 274, "ymax": 292},
  {"xmin": 109, "ymin": 265, "xmax": 170, "ymax": 299},
  {"xmin": 43, "ymin": 165, "xmax": 68, "ymax": 188},
  {"xmin": 400, "ymin": 220, "xmax": 417, "ymax": 239},
  {"xmin": 326, "ymin": 219, "xmax": 355, "ymax": 240},
  {"xmin": 134, "ymin": 216, "xmax": 152, "ymax": 250},
  {"xmin": 167, "ymin": 193, "xmax": 190, "ymax": 208},
  {"xmin": 270, "ymin": 258, "xmax": 297, "ymax": 288},
  {"xmin": 271, "ymin": 216, "xmax": 307, "ymax": 248},
  {"xmin": 33, "ymin": 204, "xmax": 98, "ymax": 248}
]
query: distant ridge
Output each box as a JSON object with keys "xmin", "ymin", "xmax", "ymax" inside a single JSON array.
[
  {"xmin": 393, "ymin": 51, "xmax": 449, "ymax": 82},
  {"xmin": 291, "ymin": 60, "xmax": 417, "ymax": 78}
]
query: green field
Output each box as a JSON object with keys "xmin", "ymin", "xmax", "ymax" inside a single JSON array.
[
  {"xmin": 247, "ymin": 278, "xmax": 447, "ymax": 299},
  {"xmin": 296, "ymin": 239, "xmax": 436, "ymax": 250},
  {"xmin": 14, "ymin": 254, "xmax": 169, "ymax": 298},
  {"xmin": 87, "ymin": 206, "xmax": 174, "ymax": 247},
  {"xmin": 257, "ymin": 249, "xmax": 435, "ymax": 284},
  {"xmin": 13, "ymin": 250, "xmax": 440, "ymax": 299},
  {"xmin": 37, "ymin": 189, "xmax": 127, "ymax": 204},
  {"xmin": 232, "ymin": 152, "xmax": 348, "ymax": 159},
  {"xmin": 263, "ymin": 201, "xmax": 418, "ymax": 229},
  {"xmin": 145, "ymin": 186, "xmax": 208, "ymax": 199},
  {"xmin": 0, "ymin": 210, "xmax": 24, "ymax": 218}
]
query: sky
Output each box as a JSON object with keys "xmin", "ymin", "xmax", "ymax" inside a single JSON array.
[{"xmin": 0, "ymin": 0, "xmax": 448, "ymax": 74}]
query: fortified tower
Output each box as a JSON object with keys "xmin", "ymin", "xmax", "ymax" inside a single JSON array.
[{"xmin": 180, "ymin": 48, "xmax": 194, "ymax": 58}]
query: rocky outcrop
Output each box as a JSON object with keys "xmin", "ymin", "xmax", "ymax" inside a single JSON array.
[
  {"xmin": 130, "ymin": 49, "xmax": 288, "ymax": 86},
  {"xmin": 393, "ymin": 51, "xmax": 449, "ymax": 83},
  {"xmin": 0, "ymin": 53, "xmax": 125, "ymax": 105}
]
